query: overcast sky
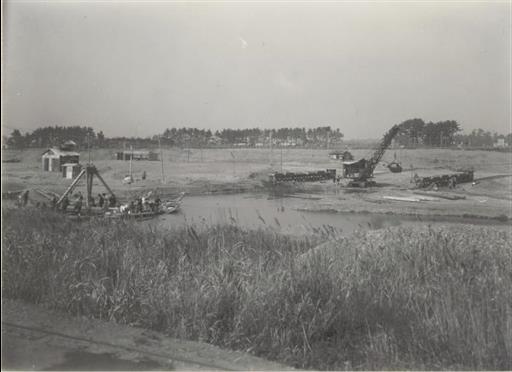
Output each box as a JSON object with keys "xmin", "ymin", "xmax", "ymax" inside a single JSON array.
[{"xmin": 2, "ymin": 1, "xmax": 511, "ymax": 138}]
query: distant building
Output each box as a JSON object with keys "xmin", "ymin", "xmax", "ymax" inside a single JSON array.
[
  {"xmin": 42, "ymin": 148, "xmax": 80, "ymax": 172},
  {"xmin": 208, "ymin": 136, "xmax": 222, "ymax": 145},
  {"xmin": 116, "ymin": 150, "xmax": 159, "ymax": 161},
  {"xmin": 329, "ymin": 150, "xmax": 354, "ymax": 161},
  {"xmin": 494, "ymin": 138, "xmax": 506, "ymax": 148}
]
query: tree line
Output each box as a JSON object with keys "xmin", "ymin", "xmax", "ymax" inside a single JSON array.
[
  {"xmin": 5, "ymin": 126, "xmax": 105, "ymax": 149},
  {"xmin": 4, "ymin": 125, "xmax": 345, "ymax": 149},
  {"xmin": 395, "ymin": 118, "xmax": 510, "ymax": 148},
  {"xmin": 395, "ymin": 119, "xmax": 461, "ymax": 146},
  {"xmin": 159, "ymin": 126, "xmax": 344, "ymax": 147},
  {"xmin": 3, "ymin": 121, "xmax": 510, "ymax": 150}
]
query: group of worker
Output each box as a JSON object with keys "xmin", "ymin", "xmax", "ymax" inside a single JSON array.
[
  {"xmin": 95, "ymin": 193, "xmax": 117, "ymax": 208},
  {"xmin": 15, "ymin": 188, "xmax": 122, "ymax": 216},
  {"xmin": 46, "ymin": 192, "xmax": 117, "ymax": 215},
  {"xmin": 52, "ymin": 192, "xmax": 83, "ymax": 214},
  {"xmin": 122, "ymin": 196, "xmax": 161, "ymax": 214}
]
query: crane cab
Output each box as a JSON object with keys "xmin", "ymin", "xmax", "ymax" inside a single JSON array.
[
  {"xmin": 342, "ymin": 159, "xmax": 368, "ymax": 179},
  {"xmin": 342, "ymin": 159, "xmax": 376, "ymax": 187}
]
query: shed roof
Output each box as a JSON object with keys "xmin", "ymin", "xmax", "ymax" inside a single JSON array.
[
  {"xmin": 61, "ymin": 163, "xmax": 81, "ymax": 167},
  {"xmin": 42, "ymin": 148, "xmax": 80, "ymax": 157}
]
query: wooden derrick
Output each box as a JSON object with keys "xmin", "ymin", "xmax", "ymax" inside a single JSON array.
[{"xmin": 57, "ymin": 164, "xmax": 115, "ymax": 208}]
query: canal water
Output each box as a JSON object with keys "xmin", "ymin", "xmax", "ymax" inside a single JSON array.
[{"xmin": 152, "ymin": 193, "xmax": 505, "ymax": 236}]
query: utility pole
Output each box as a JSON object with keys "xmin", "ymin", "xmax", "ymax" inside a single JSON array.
[
  {"xmin": 87, "ymin": 133, "xmax": 91, "ymax": 164},
  {"xmin": 270, "ymin": 131, "xmax": 273, "ymax": 168},
  {"xmin": 231, "ymin": 151, "xmax": 236, "ymax": 177},
  {"xmin": 159, "ymin": 136, "xmax": 165, "ymax": 184},
  {"xmin": 129, "ymin": 145, "xmax": 133, "ymax": 181},
  {"xmin": 280, "ymin": 146, "xmax": 283, "ymax": 172}
]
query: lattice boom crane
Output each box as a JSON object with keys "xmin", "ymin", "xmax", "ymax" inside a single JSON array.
[{"xmin": 343, "ymin": 124, "xmax": 402, "ymax": 187}]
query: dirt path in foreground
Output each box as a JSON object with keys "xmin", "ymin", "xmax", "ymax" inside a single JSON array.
[{"xmin": 1, "ymin": 299, "xmax": 293, "ymax": 371}]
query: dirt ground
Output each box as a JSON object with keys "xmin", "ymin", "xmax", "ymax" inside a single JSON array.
[
  {"xmin": 2, "ymin": 147, "xmax": 511, "ymax": 220},
  {"xmin": 2, "ymin": 299, "xmax": 291, "ymax": 371}
]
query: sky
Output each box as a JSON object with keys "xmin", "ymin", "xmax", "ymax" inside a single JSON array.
[{"xmin": 2, "ymin": 1, "xmax": 511, "ymax": 138}]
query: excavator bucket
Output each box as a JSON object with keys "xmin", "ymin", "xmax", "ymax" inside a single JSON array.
[{"xmin": 387, "ymin": 161, "xmax": 403, "ymax": 173}]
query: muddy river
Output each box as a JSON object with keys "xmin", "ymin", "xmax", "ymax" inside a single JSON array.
[{"xmin": 153, "ymin": 193, "xmax": 508, "ymax": 235}]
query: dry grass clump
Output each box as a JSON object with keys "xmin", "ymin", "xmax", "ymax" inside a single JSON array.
[{"xmin": 2, "ymin": 208, "xmax": 511, "ymax": 370}]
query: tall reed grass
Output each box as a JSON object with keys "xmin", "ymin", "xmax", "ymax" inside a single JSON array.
[{"xmin": 2, "ymin": 208, "xmax": 511, "ymax": 370}]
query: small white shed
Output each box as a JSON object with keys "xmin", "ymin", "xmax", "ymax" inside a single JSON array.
[
  {"xmin": 42, "ymin": 148, "xmax": 80, "ymax": 172},
  {"xmin": 62, "ymin": 163, "xmax": 82, "ymax": 179}
]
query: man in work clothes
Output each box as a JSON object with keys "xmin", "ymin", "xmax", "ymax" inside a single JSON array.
[
  {"xmin": 109, "ymin": 194, "xmax": 117, "ymax": 207},
  {"xmin": 61, "ymin": 196, "xmax": 70, "ymax": 213},
  {"xmin": 18, "ymin": 190, "xmax": 29, "ymax": 207},
  {"xmin": 50, "ymin": 196, "xmax": 58, "ymax": 210},
  {"xmin": 74, "ymin": 196, "xmax": 83, "ymax": 215}
]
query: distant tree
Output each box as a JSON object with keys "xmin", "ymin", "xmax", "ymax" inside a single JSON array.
[
  {"xmin": 97, "ymin": 131, "xmax": 105, "ymax": 146},
  {"xmin": 436, "ymin": 120, "xmax": 460, "ymax": 145},
  {"xmin": 8, "ymin": 129, "xmax": 25, "ymax": 148},
  {"xmin": 423, "ymin": 122, "xmax": 439, "ymax": 146},
  {"xmin": 399, "ymin": 118, "xmax": 425, "ymax": 145}
]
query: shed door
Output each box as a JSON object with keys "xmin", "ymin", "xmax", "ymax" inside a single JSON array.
[{"xmin": 44, "ymin": 158, "xmax": 49, "ymax": 171}]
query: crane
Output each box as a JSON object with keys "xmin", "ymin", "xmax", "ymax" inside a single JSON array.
[{"xmin": 343, "ymin": 124, "xmax": 402, "ymax": 187}]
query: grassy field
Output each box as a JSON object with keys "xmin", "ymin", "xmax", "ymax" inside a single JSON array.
[
  {"xmin": 3, "ymin": 207, "xmax": 511, "ymax": 370},
  {"xmin": 3, "ymin": 147, "xmax": 511, "ymax": 192}
]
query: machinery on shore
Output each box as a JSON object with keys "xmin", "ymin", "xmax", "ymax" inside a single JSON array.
[
  {"xmin": 342, "ymin": 124, "xmax": 402, "ymax": 187},
  {"xmin": 269, "ymin": 169, "xmax": 337, "ymax": 184},
  {"xmin": 413, "ymin": 170, "xmax": 474, "ymax": 189}
]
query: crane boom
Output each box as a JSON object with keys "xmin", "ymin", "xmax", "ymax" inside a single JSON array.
[
  {"xmin": 360, "ymin": 124, "xmax": 401, "ymax": 179},
  {"xmin": 342, "ymin": 123, "xmax": 402, "ymax": 186}
]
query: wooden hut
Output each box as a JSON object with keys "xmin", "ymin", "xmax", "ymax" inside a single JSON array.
[
  {"xmin": 42, "ymin": 148, "xmax": 80, "ymax": 172},
  {"xmin": 329, "ymin": 150, "xmax": 354, "ymax": 161}
]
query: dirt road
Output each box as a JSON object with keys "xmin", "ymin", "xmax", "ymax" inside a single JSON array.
[{"xmin": 1, "ymin": 299, "xmax": 293, "ymax": 371}]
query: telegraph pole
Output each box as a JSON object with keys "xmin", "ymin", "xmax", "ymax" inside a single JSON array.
[
  {"xmin": 159, "ymin": 136, "xmax": 165, "ymax": 184},
  {"xmin": 129, "ymin": 145, "xmax": 133, "ymax": 181},
  {"xmin": 231, "ymin": 151, "xmax": 236, "ymax": 177},
  {"xmin": 270, "ymin": 131, "xmax": 273, "ymax": 168},
  {"xmin": 87, "ymin": 132, "xmax": 91, "ymax": 164},
  {"xmin": 280, "ymin": 146, "xmax": 283, "ymax": 172}
]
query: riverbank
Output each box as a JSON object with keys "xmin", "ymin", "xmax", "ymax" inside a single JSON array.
[
  {"xmin": 2, "ymin": 147, "xmax": 511, "ymax": 222},
  {"xmin": 3, "ymin": 208, "xmax": 511, "ymax": 370}
]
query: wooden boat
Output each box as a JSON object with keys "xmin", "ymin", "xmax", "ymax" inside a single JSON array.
[
  {"xmin": 104, "ymin": 208, "xmax": 164, "ymax": 220},
  {"xmin": 105, "ymin": 193, "xmax": 185, "ymax": 219},
  {"xmin": 161, "ymin": 192, "xmax": 185, "ymax": 214}
]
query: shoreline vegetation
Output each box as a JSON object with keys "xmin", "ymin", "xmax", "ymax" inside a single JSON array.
[{"xmin": 3, "ymin": 208, "xmax": 511, "ymax": 370}]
